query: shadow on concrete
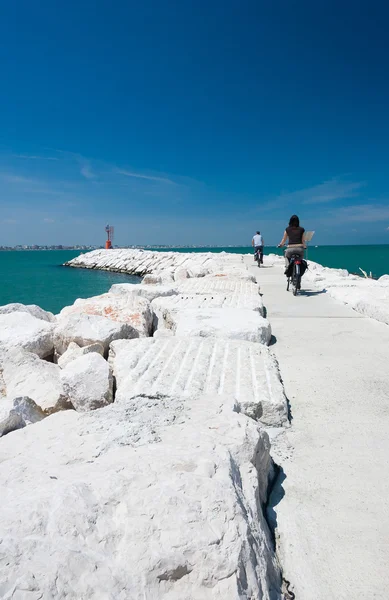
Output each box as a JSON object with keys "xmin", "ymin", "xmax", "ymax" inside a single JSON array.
[
  {"xmin": 266, "ymin": 466, "xmax": 287, "ymax": 543},
  {"xmin": 299, "ymin": 289, "xmax": 326, "ymax": 297}
]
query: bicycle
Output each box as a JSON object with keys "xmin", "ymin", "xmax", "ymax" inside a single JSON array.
[
  {"xmin": 286, "ymin": 254, "xmax": 302, "ymax": 295},
  {"xmin": 254, "ymin": 245, "xmax": 263, "ymax": 268}
]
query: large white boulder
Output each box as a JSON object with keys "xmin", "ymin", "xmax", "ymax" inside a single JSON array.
[
  {"xmin": 151, "ymin": 293, "xmax": 264, "ymax": 334},
  {"xmin": 59, "ymin": 293, "xmax": 153, "ymax": 337},
  {"xmin": 109, "ymin": 283, "xmax": 178, "ymax": 302},
  {"xmin": 204, "ymin": 271, "xmax": 257, "ymax": 283},
  {"xmin": 60, "ymin": 353, "xmax": 113, "ymax": 412},
  {"xmin": 57, "ymin": 342, "xmax": 104, "ymax": 369},
  {"xmin": 305, "ymin": 267, "xmax": 389, "ymax": 325},
  {"xmin": 177, "ymin": 278, "xmax": 260, "ymax": 296},
  {"xmin": 0, "ymin": 312, "xmax": 54, "ymax": 358},
  {"xmin": 0, "ymin": 302, "xmax": 55, "ymax": 322},
  {"xmin": 1, "ymin": 349, "xmax": 70, "ymax": 414},
  {"xmin": 54, "ymin": 313, "xmax": 138, "ymax": 356},
  {"xmin": 0, "ymin": 396, "xmax": 46, "ymax": 437},
  {"xmin": 164, "ymin": 307, "xmax": 271, "ymax": 345},
  {"xmin": 0, "ymin": 394, "xmax": 282, "ymax": 598},
  {"xmin": 110, "ymin": 337, "xmax": 287, "ymax": 426},
  {"xmin": 173, "ymin": 267, "xmax": 189, "ymax": 281}
]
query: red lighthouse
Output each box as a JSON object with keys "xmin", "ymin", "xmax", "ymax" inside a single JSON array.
[{"xmin": 105, "ymin": 224, "xmax": 114, "ymax": 249}]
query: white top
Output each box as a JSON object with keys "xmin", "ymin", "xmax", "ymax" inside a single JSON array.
[{"xmin": 252, "ymin": 234, "xmax": 263, "ymax": 246}]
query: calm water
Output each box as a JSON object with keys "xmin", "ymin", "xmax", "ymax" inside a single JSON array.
[
  {"xmin": 0, "ymin": 251, "xmax": 140, "ymax": 314},
  {"xmin": 0, "ymin": 246, "xmax": 387, "ymax": 314}
]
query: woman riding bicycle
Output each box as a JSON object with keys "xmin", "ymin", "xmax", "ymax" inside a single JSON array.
[{"xmin": 278, "ymin": 215, "xmax": 306, "ymax": 274}]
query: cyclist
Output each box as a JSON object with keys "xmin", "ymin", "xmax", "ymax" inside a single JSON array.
[
  {"xmin": 252, "ymin": 231, "xmax": 264, "ymax": 263},
  {"xmin": 278, "ymin": 215, "xmax": 306, "ymax": 274}
]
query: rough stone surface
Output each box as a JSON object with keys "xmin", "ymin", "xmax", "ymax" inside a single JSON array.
[
  {"xmin": 0, "ymin": 394, "xmax": 282, "ymax": 599},
  {"xmin": 1, "ymin": 349, "xmax": 70, "ymax": 414},
  {"xmin": 173, "ymin": 267, "xmax": 189, "ymax": 281},
  {"xmin": 60, "ymin": 293, "xmax": 153, "ymax": 337},
  {"xmin": 60, "ymin": 353, "xmax": 114, "ymax": 412},
  {"xmin": 0, "ymin": 412, "xmax": 25, "ymax": 437},
  {"xmin": 151, "ymin": 293, "xmax": 264, "ymax": 333},
  {"xmin": 142, "ymin": 274, "xmax": 163, "ymax": 284},
  {"xmin": 110, "ymin": 337, "xmax": 287, "ymax": 426},
  {"xmin": 204, "ymin": 271, "xmax": 257, "ymax": 283},
  {"xmin": 0, "ymin": 396, "xmax": 46, "ymax": 437},
  {"xmin": 54, "ymin": 313, "xmax": 137, "ymax": 356},
  {"xmin": 305, "ymin": 261, "xmax": 389, "ymax": 325},
  {"xmin": 0, "ymin": 312, "xmax": 54, "ymax": 358},
  {"xmin": 57, "ymin": 341, "xmax": 104, "ymax": 369},
  {"xmin": 110, "ymin": 283, "xmax": 178, "ymax": 302},
  {"xmin": 64, "ymin": 248, "xmax": 249, "ymax": 280},
  {"xmin": 163, "ymin": 307, "xmax": 271, "ymax": 345},
  {"xmin": 177, "ymin": 278, "xmax": 260, "ymax": 296},
  {"xmin": 0, "ymin": 302, "xmax": 55, "ymax": 322}
]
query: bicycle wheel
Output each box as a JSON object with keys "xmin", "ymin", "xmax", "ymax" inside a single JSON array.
[{"xmin": 293, "ymin": 264, "xmax": 301, "ymax": 296}]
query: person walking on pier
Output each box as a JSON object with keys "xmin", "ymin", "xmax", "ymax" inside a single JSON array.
[{"xmin": 252, "ymin": 231, "xmax": 264, "ymax": 264}]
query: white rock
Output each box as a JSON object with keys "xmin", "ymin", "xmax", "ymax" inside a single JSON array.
[
  {"xmin": 170, "ymin": 307, "xmax": 271, "ymax": 345},
  {"xmin": 0, "ymin": 412, "xmax": 25, "ymax": 437},
  {"xmin": 110, "ymin": 337, "xmax": 287, "ymax": 426},
  {"xmin": 152, "ymin": 328, "xmax": 175, "ymax": 338},
  {"xmin": 1, "ymin": 349, "xmax": 70, "ymax": 414},
  {"xmin": 173, "ymin": 267, "xmax": 189, "ymax": 281},
  {"xmin": 378, "ymin": 274, "xmax": 389, "ymax": 283},
  {"xmin": 0, "ymin": 312, "xmax": 54, "ymax": 358},
  {"xmin": 57, "ymin": 342, "xmax": 104, "ymax": 369},
  {"xmin": 59, "ymin": 293, "xmax": 153, "ymax": 337},
  {"xmin": 205, "ymin": 271, "xmax": 257, "ymax": 283},
  {"xmin": 0, "ymin": 394, "xmax": 281, "ymax": 598},
  {"xmin": 109, "ymin": 283, "xmax": 178, "ymax": 302},
  {"xmin": 142, "ymin": 274, "xmax": 163, "ymax": 284},
  {"xmin": 54, "ymin": 313, "xmax": 138, "ymax": 356},
  {"xmin": 151, "ymin": 293, "xmax": 264, "ymax": 334},
  {"xmin": 0, "ymin": 302, "xmax": 55, "ymax": 322},
  {"xmin": 178, "ymin": 277, "xmax": 260, "ymax": 296},
  {"xmin": 305, "ymin": 267, "xmax": 389, "ymax": 326},
  {"xmin": 0, "ymin": 396, "xmax": 46, "ymax": 437},
  {"xmin": 60, "ymin": 353, "xmax": 113, "ymax": 412},
  {"xmin": 186, "ymin": 263, "xmax": 208, "ymax": 277}
]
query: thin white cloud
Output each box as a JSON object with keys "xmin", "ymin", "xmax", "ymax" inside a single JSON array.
[
  {"xmin": 334, "ymin": 204, "xmax": 389, "ymax": 223},
  {"xmin": 79, "ymin": 161, "xmax": 96, "ymax": 180},
  {"xmin": 2, "ymin": 218, "xmax": 18, "ymax": 224},
  {"xmin": 43, "ymin": 218, "xmax": 55, "ymax": 223},
  {"xmin": 114, "ymin": 168, "xmax": 175, "ymax": 185},
  {"xmin": 277, "ymin": 177, "xmax": 365, "ymax": 205},
  {"xmin": 1, "ymin": 174, "xmax": 37, "ymax": 185},
  {"xmin": 13, "ymin": 154, "xmax": 58, "ymax": 161}
]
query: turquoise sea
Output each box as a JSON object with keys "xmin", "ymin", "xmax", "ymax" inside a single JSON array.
[
  {"xmin": 0, "ymin": 245, "xmax": 388, "ymax": 314},
  {"xmin": 0, "ymin": 251, "xmax": 140, "ymax": 315}
]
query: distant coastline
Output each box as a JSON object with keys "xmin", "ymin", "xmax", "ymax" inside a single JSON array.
[{"xmin": 2, "ymin": 243, "xmax": 389, "ymax": 251}]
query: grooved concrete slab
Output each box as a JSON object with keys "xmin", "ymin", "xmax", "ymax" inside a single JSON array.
[
  {"xmin": 177, "ymin": 279, "xmax": 260, "ymax": 295},
  {"xmin": 151, "ymin": 292, "xmax": 264, "ymax": 314},
  {"xmin": 109, "ymin": 337, "xmax": 288, "ymax": 426}
]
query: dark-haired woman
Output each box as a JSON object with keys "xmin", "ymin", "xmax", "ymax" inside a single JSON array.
[{"xmin": 278, "ymin": 215, "xmax": 306, "ymax": 273}]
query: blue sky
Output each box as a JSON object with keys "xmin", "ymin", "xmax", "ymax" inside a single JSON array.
[{"xmin": 1, "ymin": 0, "xmax": 389, "ymax": 246}]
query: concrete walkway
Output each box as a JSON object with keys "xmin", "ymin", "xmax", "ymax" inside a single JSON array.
[{"xmin": 246, "ymin": 256, "xmax": 389, "ymax": 600}]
